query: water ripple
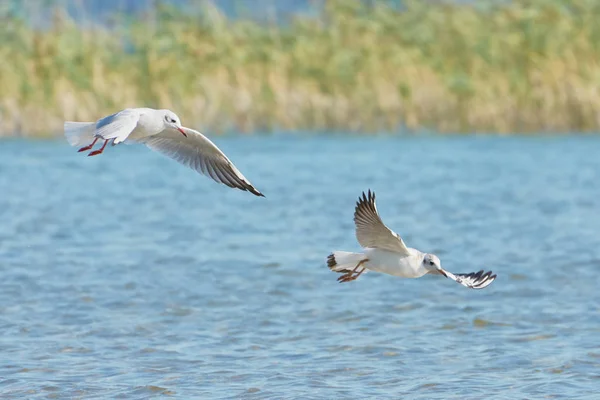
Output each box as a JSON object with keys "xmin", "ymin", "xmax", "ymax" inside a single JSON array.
[{"xmin": 0, "ymin": 136, "xmax": 599, "ymax": 398}]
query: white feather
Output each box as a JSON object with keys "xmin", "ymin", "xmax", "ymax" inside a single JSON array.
[
  {"xmin": 94, "ymin": 109, "xmax": 140, "ymax": 144},
  {"xmin": 64, "ymin": 122, "xmax": 96, "ymax": 147}
]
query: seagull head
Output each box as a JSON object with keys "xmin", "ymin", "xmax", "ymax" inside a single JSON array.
[
  {"xmin": 162, "ymin": 110, "xmax": 187, "ymax": 137},
  {"xmin": 423, "ymin": 253, "xmax": 446, "ymax": 276}
]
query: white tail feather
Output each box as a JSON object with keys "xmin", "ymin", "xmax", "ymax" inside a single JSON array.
[
  {"xmin": 64, "ymin": 121, "xmax": 96, "ymax": 147},
  {"xmin": 327, "ymin": 251, "xmax": 367, "ymax": 272}
]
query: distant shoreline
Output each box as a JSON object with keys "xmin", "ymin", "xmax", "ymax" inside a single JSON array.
[{"xmin": 2, "ymin": 0, "xmax": 599, "ymax": 137}]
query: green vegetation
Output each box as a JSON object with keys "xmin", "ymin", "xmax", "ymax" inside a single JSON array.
[{"xmin": 2, "ymin": 0, "xmax": 600, "ymax": 137}]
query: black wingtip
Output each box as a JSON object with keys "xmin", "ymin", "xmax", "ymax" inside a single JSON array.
[
  {"xmin": 367, "ymin": 189, "xmax": 375, "ymax": 205},
  {"xmin": 354, "ymin": 189, "xmax": 379, "ymax": 223},
  {"xmin": 455, "ymin": 269, "xmax": 497, "ymax": 289},
  {"xmin": 357, "ymin": 189, "xmax": 375, "ymax": 206},
  {"xmin": 473, "ymin": 270, "xmax": 497, "ymax": 289},
  {"xmin": 246, "ymin": 186, "xmax": 265, "ymax": 197}
]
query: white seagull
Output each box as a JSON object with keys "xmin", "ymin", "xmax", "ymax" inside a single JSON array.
[
  {"xmin": 64, "ymin": 108, "xmax": 264, "ymax": 197},
  {"xmin": 327, "ymin": 190, "xmax": 496, "ymax": 289}
]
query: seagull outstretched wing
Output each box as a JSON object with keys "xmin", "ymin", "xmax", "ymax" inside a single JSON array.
[
  {"xmin": 354, "ymin": 190, "xmax": 411, "ymax": 256},
  {"xmin": 144, "ymin": 126, "xmax": 264, "ymax": 197},
  {"xmin": 440, "ymin": 269, "xmax": 497, "ymax": 289}
]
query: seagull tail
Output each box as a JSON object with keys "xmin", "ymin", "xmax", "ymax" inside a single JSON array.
[
  {"xmin": 327, "ymin": 251, "xmax": 367, "ymax": 273},
  {"xmin": 64, "ymin": 121, "xmax": 96, "ymax": 147}
]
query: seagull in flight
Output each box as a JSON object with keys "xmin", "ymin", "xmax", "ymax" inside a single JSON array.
[
  {"xmin": 327, "ymin": 190, "xmax": 496, "ymax": 289},
  {"xmin": 64, "ymin": 108, "xmax": 264, "ymax": 197}
]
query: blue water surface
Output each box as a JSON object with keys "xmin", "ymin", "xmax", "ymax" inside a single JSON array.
[{"xmin": 0, "ymin": 135, "xmax": 599, "ymax": 399}]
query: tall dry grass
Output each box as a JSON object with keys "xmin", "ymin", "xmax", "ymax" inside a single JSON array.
[{"xmin": 2, "ymin": 0, "xmax": 600, "ymax": 137}]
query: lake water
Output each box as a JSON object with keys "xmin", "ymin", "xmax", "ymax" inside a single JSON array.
[{"xmin": 0, "ymin": 135, "xmax": 599, "ymax": 399}]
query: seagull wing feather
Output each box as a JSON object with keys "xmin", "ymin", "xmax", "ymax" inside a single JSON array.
[
  {"xmin": 441, "ymin": 269, "xmax": 497, "ymax": 289},
  {"xmin": 144, "ymin": 126, "xmax": 264, "ymax": 197},
  {"xmin": 95, "ymin": 109, "xmax": 140, "ymax": 144},
  {"xmin": 354, "ymin": 190, "xmax": 411, "ymax": 255}
]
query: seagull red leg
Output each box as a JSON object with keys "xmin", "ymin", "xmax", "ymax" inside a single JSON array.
[
  {"xmin": 337, "ymin": 259, "xmax": 368, "ymax": 283},
  {"xmin": 88, "ymin": 139, "xmax": 109, "ymax": 156},
  {"xmin": 78, "ymin": 137, "xmax": 98, "ymax": 152},
  {"xmin": 352, "ymin": 267, "xmax": 366, "ymax": 280}
]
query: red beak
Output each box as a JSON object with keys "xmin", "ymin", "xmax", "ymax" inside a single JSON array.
[{"xmin": 178, "ymin": 127, "xmax": 187, "ymax": 137}]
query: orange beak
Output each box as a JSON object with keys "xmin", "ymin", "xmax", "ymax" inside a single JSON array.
[{"xmin": 177, "ymin": 127, "xmax": 187, "ymax": 137}]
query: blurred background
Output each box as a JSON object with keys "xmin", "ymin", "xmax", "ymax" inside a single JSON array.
[
  {"xmin": 3, "ymin": 0, "xmax": 600, "ymax": 136},
  {"xmin": 1, "ymin": 1, "xmax": 600, "ymax": 399}
]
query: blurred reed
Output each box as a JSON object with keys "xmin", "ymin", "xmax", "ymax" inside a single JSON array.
[{"xmin": 1, "ymin": 0, "xmax": 600, "ymax": 137}]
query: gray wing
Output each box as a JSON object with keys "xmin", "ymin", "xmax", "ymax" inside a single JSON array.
[
  {"xmin": 354, "ymin": 190, "xmax": 410, "ymax": 255},
  {"xmin": 144, "ymin": 126, "xmax": 264, "ymax": 197},
  {"xmin": 95, "ymin": 109, "xmax": 140, "ymax": 144},
  {"xmin": 440, "ymin": 269, "xmax": 497, "ymax": 290}
]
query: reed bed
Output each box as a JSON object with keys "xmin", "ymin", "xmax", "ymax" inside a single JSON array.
[{"xmin": 2, "ymin": 0, "xmax": 600, "ymax": 137}]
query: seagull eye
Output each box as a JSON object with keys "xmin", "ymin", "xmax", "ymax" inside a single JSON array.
[{"xmin": 429, "ymin": 261, "xmax": 435, "ymax": 266}]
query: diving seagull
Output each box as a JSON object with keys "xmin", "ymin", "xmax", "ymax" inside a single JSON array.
[
  {"xmin": 327, "ymin": 190, "xmax": 496, "ymax": 289},
  {"xmin": 64, "ymin": 108, "xmax": 264, "ymax": 197}
]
